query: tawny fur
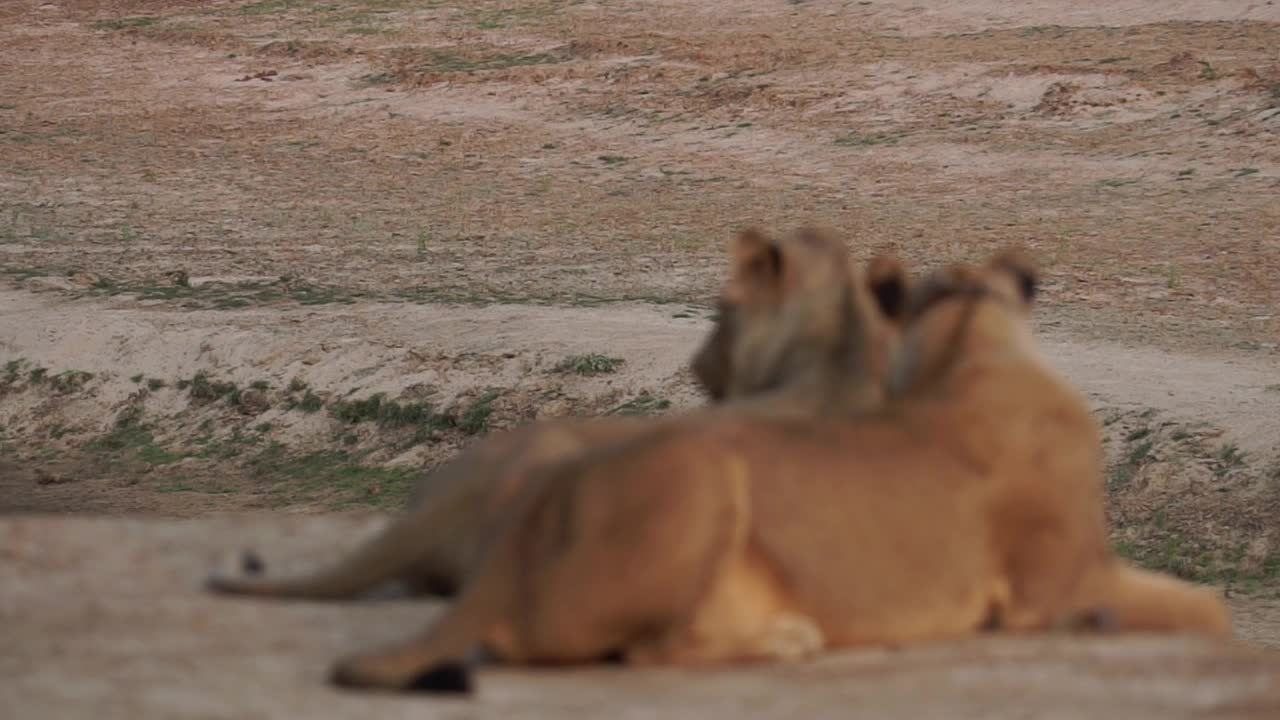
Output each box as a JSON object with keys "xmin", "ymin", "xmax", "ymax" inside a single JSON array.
[
  {"xmin": 327, "ymin": 248, "xmax": 1232, "ymax": 692},
  {"xmin": 205, "ymin": 227, "xmax": 909, "ymax": 600}
]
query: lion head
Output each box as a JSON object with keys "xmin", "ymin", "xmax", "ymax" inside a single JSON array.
[
  {"xmin": 691, "ymin": 226, "xmax": 909, "ymax": 405},
  {"xmin": 890, "ymin": 246, "xmax": 1040, "ymax": 397}
]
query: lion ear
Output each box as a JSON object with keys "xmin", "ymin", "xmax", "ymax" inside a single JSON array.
[
  {"xmin": 729, "ymin": 227, "xmax": 784, "ymax": 292},
  {"xmin": 989, "ymin": 246, "xmax": 1039, "ymax": 304},
  {"xmin": 865, "ymin": 254, "xmax": 909, "ymax": 322}
]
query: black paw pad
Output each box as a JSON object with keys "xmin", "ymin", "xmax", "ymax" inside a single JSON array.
[{"xmin": 407, "ymin": 662, "xmax": 473, "ymax": 695}]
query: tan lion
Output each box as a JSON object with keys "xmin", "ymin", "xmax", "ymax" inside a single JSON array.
[
  {"xmin": 326, "ymin": 247, "xmax": 1231, "ymax": 695},
  {"xmin": 206, "ymin": 226, "xmax": 910, "ymax": 600}
]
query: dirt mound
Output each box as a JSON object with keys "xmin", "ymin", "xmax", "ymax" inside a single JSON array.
[
  {"xmin": 0, "ymin": 288, "xmax": 708, "ymax": 516},
  {"xmin": 1102, "ymin": 408, "xmax": 1280, "ymax": 594}
]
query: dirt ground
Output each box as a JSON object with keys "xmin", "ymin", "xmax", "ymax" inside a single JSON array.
[
  {"xmin": 6, "ymin": 514, "xmax": 1280, "ymax": 720},
  {"xmin": 2, "ymin": 0, "xmax": 1280, "ymax": 716}
]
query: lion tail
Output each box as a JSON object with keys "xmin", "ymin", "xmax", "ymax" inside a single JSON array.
[
  {"xmin": 204, "ymin": 502, "xmax": 458, "ymax": 599},
  {"xmin": 1070, "ymin": 559, "xmax": 1233, "ymax": 638}
]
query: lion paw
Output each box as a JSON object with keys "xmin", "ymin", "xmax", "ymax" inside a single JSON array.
[
  {"xmin": 330, "ymin": 651, "xmax": 475, "ymax": 695},
  {"xmin": 760, "ymin": 614, "xmax": 824, "ymax": 661}
]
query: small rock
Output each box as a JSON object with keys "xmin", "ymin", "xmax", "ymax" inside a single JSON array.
[
  {"xmin": 23, "ymin": 276, "xmax": 77, "ymax": 292},
  {"xmin": 34, "ymin": 469, "xmax": 73, "ymax": 485},
  {"xmin": 237, "ymin": 389, "xmax": 270, "ymax": 415},
  {"xmin": 67, "ymin": 272, "xmax": 101, "ymax": 288}
]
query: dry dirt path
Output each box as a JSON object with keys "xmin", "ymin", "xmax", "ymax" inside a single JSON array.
[{"xmin": 3, "ymin": 514, "xmax": 1279, "ymax": 720}]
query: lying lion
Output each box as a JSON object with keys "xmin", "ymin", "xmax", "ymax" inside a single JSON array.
[
  {"xmin": 326, "ymin": 247, "xmax": 1231, "ymax": 694},
  {"xmin": 206, "ymin": 226, "xmax": 909, "ymax": 600}
]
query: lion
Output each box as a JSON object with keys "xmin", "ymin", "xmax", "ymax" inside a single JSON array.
[
  {"xmin": 325, "ymin": 246, "xmax": 1231, "ymax": 695},
  {"xmin": 205, "ymin": 226, "xmax": 910, "ymax": 600},
  {"xmin": 889, "ymin": 253, "xmax": 1231, "ymax": 638}
]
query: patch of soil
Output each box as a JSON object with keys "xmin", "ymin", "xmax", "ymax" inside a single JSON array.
[
  {"xmin": 1101, "ymin": 408, "xmax": 1280, "ymax": 595},
  {"xmin": 1, "ymin": 1, "xmax": 1277, "ymax": 353}
]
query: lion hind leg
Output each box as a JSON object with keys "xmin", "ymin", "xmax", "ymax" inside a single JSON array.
[
  {"xmin": 626, "ymin": 535, "xmax": 823, "ymax": 667},
  {"xmin": 332, "ymin": 446, "xmax": 755, "ymax": 691},
  {"xmin": 328, "ymin": 532, "xmax": 519, "ymax": 693},
  {"xmin": 627, "ymin": 611, "xmax": 824, "ymax": 667}
]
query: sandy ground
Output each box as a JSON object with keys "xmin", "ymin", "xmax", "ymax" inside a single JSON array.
[
  {"xmin": 2, "ymin": 0, "xmax": 1278, "ymax": 352},
  {"xmin": 3, "ymin": 514, "xmax": 1280, "ymax": 720},
  {"xmin": 2, "ymin": 0, "xmax": 1280, "ymax": 715}
]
